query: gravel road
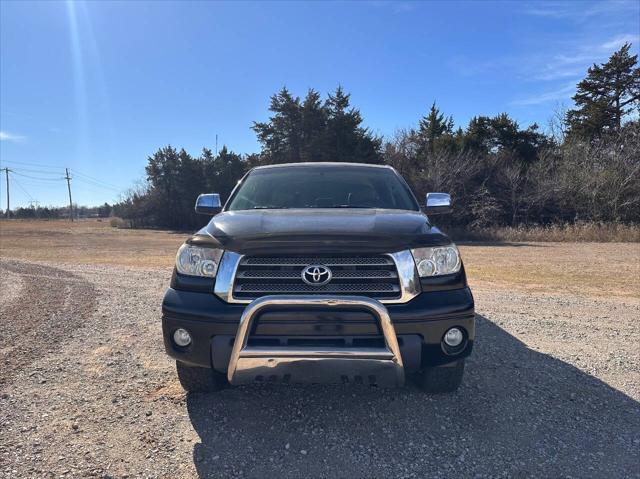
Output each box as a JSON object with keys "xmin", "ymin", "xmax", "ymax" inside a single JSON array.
[{"xmin": 1, "ymin": 259, "xmax": 639, "ymax": 478}]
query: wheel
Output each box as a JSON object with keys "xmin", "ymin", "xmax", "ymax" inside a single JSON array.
[
  {"xmin": 176, "ymin": 361, "xmax": 227, "ymax": 393},
  {"xmin": 416, "ymin": 360, "xmax": 465, "ymax": 393}
]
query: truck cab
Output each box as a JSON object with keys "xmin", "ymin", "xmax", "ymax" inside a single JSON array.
[{"xmin": 162, "ymin": 162, "xmax": 474, "ymax": 393}]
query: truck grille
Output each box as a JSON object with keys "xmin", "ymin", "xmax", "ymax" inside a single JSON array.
[{"xmin": 233, "ymin": 255, "xmax": 401, "ymax": 300}]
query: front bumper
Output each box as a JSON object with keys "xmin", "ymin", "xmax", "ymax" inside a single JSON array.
[{"xmin": 162, "ymin": 287, "xmax": 475, "ymax": 381}]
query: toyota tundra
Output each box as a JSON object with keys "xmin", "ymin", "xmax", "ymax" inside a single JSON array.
[{"xmin": 162, "ymin": 162, "xmax": 475, "ymax": 393}]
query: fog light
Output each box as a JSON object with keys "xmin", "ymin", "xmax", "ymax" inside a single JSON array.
[
  {"xmin": 444, "ymin": 327, "xmax": 464, "ymax": 347},
  {"xmin": 173, "ymin": 328, "xmax": 192, "ymax": 347}
]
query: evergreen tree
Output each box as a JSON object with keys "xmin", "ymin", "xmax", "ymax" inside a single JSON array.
[
  {"xmin": 253, "ymin": 86, "xmax": 382, "ymax": 165},
  {"xmin": 323, "ymin": 86, "xmax": 382, "ymax": 164},
  {"xmin": 252, "ymin": 87, "xmax": 303, "ymax": 164},
  {"xmin": 97, "ymin": 203, "xmax": 112, "ymax": 217},
  {"xmin": 300, "ymin": 89, "xmax": 327, "ymax": 162},
  {"xmin": 463, "ymin": 114, "xmax": 547, "ymax": 164},
  {"xmin": 175, "ymin": 148, "xmax": 205, "ymax": 228},
  {"xmin": 566, "ymin": 43, "xmax": 640, "ymax": 139},
  {"xmin": 145, "ymin": 145, "xmax": 181, "ymax": 227},
  {"xmin": 212, "ymin": 146, "xmax": 246, "ymax": 200},
  {"xmin": 416, "ymin": 102, "xmax": 454, "ymax": 154}
]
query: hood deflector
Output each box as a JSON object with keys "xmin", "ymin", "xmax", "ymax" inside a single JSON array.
[{"xmin": 188, "ymin": 209, "xmax": 451, "ymax": 255}]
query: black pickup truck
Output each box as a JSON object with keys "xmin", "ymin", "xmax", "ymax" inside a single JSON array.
[{"xmin": 162, "ymin": 162, "xmax": 475, "ymax": 393}]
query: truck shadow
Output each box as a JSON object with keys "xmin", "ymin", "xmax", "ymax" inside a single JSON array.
[{"xmin": 186, "ymin": 314, "xmax": 640, "ymax": 478}]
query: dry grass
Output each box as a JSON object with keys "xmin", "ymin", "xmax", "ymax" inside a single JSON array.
[
  {"xmin": 452, "ymin": 222, "xmax": 640, "ymax": 243},
  {"xmin": 459, "ymin": 242, "xmax": 640, "ymax": 300},
  {"xmin": 1, "ymin": 219, "xmax": 638, "ymax": 299},
  {"xmin": 0, "ymin": 218, "xmax": 188, "ymax": 268}
]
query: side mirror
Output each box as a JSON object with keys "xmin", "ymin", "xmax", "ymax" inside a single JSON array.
[
  {"xmin": 425, "ymin": 192, "xmax": 452, "ymax": 215},
  {"xmin": 195, "ymin": 193, "xmax": 222, "ymax": 215}
]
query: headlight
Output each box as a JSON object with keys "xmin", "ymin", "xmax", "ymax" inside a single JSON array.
[
  {"xmin": 175, "ymin": 244, "xmax": 223, "ymax": 277},
  {"xmin": 411, "ymin": 244, "xmax": 461, "ymax": 277}
]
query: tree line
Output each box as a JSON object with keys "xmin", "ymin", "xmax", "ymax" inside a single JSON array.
[
  {"xmin": 114, "ymin": 43, "xmax": 639, "ymax": 230},
  {"xmin": 6, "ymin": 203, "xmax": 111, "ymax": 220}
]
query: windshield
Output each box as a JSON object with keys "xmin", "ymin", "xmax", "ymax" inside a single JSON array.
[{"xmin": 226, "ymin": 165, "xmax": 419, "ymax": 211}]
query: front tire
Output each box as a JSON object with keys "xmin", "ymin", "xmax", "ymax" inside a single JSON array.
[
  {"xmin": 416, "ymin": 360, "xmax": 465, "ymax": 393},
  {"xmin": 176, "ymin": 361, "xmax": 227, "ymax": 393}
]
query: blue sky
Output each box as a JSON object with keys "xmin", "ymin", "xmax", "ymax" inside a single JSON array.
[{"xmin": 1, "ymin": 0, "xmax": 638, "ymax": 208}]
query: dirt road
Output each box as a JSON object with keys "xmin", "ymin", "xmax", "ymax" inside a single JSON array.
[{"xmin": 1, "ymin": 253, "xmax": 638, "ymax": 478}]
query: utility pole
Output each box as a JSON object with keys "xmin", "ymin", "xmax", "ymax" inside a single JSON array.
[
  {"xmin": 215, "ymin": 134, "xmax": 218, "ymax": 156},
  {"xmin": 65, "ymin": 168, "xmax": 74, "ymax": 222},
  {"xmin": 1, "ymin": 168, "xmax": 9, "ymax": 218}
]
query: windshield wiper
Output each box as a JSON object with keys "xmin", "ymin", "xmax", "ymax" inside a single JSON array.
[
  {"xmin": 252, "ymin": 205, "xmax": 376, "ymax": 209},
  {"xmin": 325, "ymin": 205, "xmax": 376, "ymax": 209}
]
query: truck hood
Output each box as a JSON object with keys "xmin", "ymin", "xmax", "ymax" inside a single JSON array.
[{"xmin": 192, "ymin": 209, "xmax": 452, "ymax": 255}]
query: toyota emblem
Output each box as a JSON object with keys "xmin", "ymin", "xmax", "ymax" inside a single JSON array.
[{"xmin": 301, "ymin": 264, "xmax": 332, "ymax": 286}]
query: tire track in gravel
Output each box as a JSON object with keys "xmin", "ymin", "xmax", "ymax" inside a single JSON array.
[{"xmin": 0, "ymin": 260, "xmax": 97, "ymax": 387}]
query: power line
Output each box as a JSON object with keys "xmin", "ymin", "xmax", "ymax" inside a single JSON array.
[
  {"xmin": 9, "ymin": 181, "xmax": 63, "ymax": 191},
  {"xmin": 72, "ymin": 183, "xmax": 122, "ymax": 196},
  {"xmin": 7, "ymin": 166, "xmax": 65, "ymax": 175},
  {"xmin": 70, "ymin": 169, "xmax": 124, "ymax": 190},
  {"xmin": 11, "ymin": 171, "xmax": 64, "ymax": 181},
  {"xmin": 72, "ymin": 176, "xmax": 122, "ymax": 192},
  {"xmin": 12, "ymin": 177, "xmax": 36, "ymax": 202},
  {"xmin": 1, "ymin": 159, "xmax": 66, "ymax": 171},
  {"xmin": 2, "ymin": 161, "xmax": 125, "ymax": 189},
  {"xmin": 10, "ymin": 167, "xmax": 122, "ymax": 191},
  {"xmin": 2, "ymin": 162, "xmax": 126, "ymax": 211},
  {"xmin": 73, "ymin": 174, "xmax": 121, "ymax": 190}
]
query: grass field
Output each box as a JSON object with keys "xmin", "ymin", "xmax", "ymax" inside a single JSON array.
[
  {"xmin": 0, "ymin": 218, "xmax": 189, "ymax": 268},
  {"xmin": 1, "ymin": 218, "xmax": 638, "ymax": 299}
]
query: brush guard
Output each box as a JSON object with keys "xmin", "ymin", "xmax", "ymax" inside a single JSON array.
[{"xmin": 226, "ymin": 295, "xmax": 405, "ymax": 387}]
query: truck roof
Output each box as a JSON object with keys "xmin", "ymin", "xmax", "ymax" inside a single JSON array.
[{"xmin": 253, "ymin": 162, "xmax": 394, "ymax": 171}]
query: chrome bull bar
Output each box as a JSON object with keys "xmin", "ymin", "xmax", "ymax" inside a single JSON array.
[{"xmin": 227, "ymin": 295, "xmax": 405, "ymax": 387}]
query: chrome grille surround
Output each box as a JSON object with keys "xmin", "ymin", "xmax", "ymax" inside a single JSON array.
[
  {"xmin": 234, "ymin": 254, "xmax": 398, "ymax": 300},
  {"xmin": 214, "ymin": 250, "xmax": 420, "ymax": 304}
]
